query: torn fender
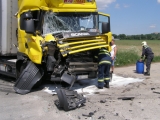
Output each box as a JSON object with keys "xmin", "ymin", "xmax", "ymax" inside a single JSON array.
[{"xmin": 14, "ymin": 61, "xmax": 44, "ymax": 95}]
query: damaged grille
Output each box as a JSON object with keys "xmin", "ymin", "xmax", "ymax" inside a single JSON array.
[
  {"xmin": 68, "ymin": 62, "xmax": 97, "ymax": 72},
  {"xmin": 57, "ymin": 36, "xmax": 109, "ymax": 57},
  {"xmin": 65, "ymin": 51, "xmax": 97, "ymax": 74}
]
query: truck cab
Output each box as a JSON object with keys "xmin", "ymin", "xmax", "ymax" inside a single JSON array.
[{"xmin": 1, "ymin": 0, "xmax": 112, "ymax": 94}]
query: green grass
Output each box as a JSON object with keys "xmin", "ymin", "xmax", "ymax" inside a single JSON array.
[
  {"xmin": 114, "ymin": 40, "xmax": 160, "ymax": 67},
  {"xmin": 153, "ymin": 56, "xmax": 160, "ymax": 62}
]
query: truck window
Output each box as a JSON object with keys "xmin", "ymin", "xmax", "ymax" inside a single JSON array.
[
  {"xmin": 98, "ymin": 15, "xmax": 110, "ymax": 33},
  {"xmin": 42, "ymin": 12, "xmax": 99, "ymax": 36}
]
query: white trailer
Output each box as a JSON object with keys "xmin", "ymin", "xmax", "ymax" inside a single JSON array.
[
  {"xmin": 0, "ymin": 0, "xmax": 17, "ymax": 55},
  {"xmin": 0, "ymin": 0, "xmax": 17, "ymax": 77}
]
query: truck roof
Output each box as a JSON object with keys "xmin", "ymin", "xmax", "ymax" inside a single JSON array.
[{"xmin": 18, "ymin": 0, "xmax": 97, "ymax": 13}]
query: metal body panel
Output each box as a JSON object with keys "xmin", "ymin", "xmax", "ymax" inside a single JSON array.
[
  {"xmin": 0, "ymin": 0, "xmax": 18, "ymax": 55},
  {"xmin": 18, "ymin": 0, "xmax": 97, "ymax": 13},
  {"xmin": 0, "ymin": 0, "xmax": 2, "ymax": 51}
]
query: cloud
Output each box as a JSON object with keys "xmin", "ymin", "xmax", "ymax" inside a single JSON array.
[
  {"xmin": 96, "ymin": 0, "xmax": 116, "ymax": 10},
  {"xmin": 123, "ymin": 4, "xmax": 129, "ymax": 8},
  {"xmin": 149, "ymin": 25, "xmax": 156, "ymax": 28},
  {"xmin": 115, "ymin": 3, "xmax": 129, "ymax": 9},
  {"xmin": 158, "ymin": 0, "xmax": 160, "ymax": 3},
  {"xmin": 115, "ymin": 4, "xmax": 120, "ymax": 8}
]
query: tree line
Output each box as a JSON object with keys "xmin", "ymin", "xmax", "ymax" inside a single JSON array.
[{"xmin": 113, "ymin": 33, "xmax": 160, "ymax": 40}]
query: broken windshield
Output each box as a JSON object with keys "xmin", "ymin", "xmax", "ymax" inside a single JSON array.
[{"xmin": 43, "ymin": 12, "xmax": 98, "ymax": 36}]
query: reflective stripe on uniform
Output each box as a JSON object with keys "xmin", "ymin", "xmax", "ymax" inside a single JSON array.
[
  {"xmin": 99, "ymin": 61, "xmax": 111, "ymax": 65},
  {"xmin": 144, "ymin": 45, "xmax": 148, "ymax": 49},
  {"xmin": 104, "ymin": 78, "xmax": 110, "ymax": 81},
  {"xmin": 98, "ymin": 79, "xmax": 104, "ymax": 82},
  {"xmin": 100, "ymin": 49, "xmax": 108, "ymax": 52},
  {"xmin": 98, "ymin": 52, "xmax": 110, "ymax": 56}
]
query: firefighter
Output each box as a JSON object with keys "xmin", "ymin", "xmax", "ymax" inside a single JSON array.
[
  {"xmin": 140, "ymin": 41, "xmax": 154, "ymax": 76},
  {"xmin": 95, "ymin": 47, "xmax": 111, "ymax": 89}
]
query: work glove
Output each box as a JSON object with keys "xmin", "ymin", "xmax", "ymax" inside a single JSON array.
[{"xmin": 139, "ymin": 58, "xmax": 145, "ymax": 62}]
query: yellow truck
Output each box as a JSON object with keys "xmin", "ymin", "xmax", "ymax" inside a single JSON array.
[{"xmin": 0, "ymin": 0, "xmax": 112, "ymax": 94}]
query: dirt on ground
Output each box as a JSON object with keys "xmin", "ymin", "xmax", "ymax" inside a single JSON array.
[{"xmin": 0, "ymin": 62, "xmax": 160, "ymax": 120}]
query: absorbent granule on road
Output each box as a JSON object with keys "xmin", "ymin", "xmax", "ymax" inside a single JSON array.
[{"xmin": 43, "ymin": 74, "xmax": 144, "ymax": 96}]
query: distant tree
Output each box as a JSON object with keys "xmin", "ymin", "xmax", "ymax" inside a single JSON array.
[
  {"xmin": 118, "ymin": 34, "xmax": 126, "ymax": 40},
  {"xmin": 130, "ymin": 35, "xmax": 134, "ymax": 40},
  {"xmin": 157, "ymin": 33, "xmax": 160, "ymax": 40},
  {"xmin": 146, "ymin": 34, "xmax": 152, "ymax": 40},
  {"xmin": 141, "ymin": 34, "xmax": 145, "ymax": 40},
  {"xmin": 112, "ymin": 34, "xmax": 118, "ymax": 39},
  {"xmin": 112, "ymin": 33, "xmax": 160, "ymax": 40},
  {"xmin": 125, "ymin": 35, "xmax": 131, "ymax": 40},
  {"xmin": 134, "ymin": 35, "xmax": 140, "ymax": 40}
]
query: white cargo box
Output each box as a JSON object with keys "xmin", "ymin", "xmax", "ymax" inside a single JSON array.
[{"xmin": 0, "ymin": 0, "xmax": 18, "ymax": 55}]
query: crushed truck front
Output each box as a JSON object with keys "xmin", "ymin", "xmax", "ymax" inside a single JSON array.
[{"xmin": 16, "ymin": 0, "xmax": 112, "ymax": 83}]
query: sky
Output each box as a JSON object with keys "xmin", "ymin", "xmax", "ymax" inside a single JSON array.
[{"xmin": 96, "ymin": 0, "xmax": 160, "ymax": 35}]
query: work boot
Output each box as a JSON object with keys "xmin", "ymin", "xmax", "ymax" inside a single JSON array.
[
  {"xmin": 144, "ymin": 72, "xmax": 150, "ymax": 76},
  {"xmin": 104, "ymin": 82, "xmax": 109, "ymax": 88},
  {"xmin": 97, "ymin": 86, "xmax": 103, "ymax": 89}
]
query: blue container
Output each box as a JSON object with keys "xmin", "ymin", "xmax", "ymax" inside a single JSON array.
[{"xmin": 136, "ymin": 61, "xmax": 144, "ymax": 74}]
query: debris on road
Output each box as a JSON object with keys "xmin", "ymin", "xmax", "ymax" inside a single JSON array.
[
  {"xmin": 151, "ymin": 88, "xmax": 155, "ymax": 90},
  {"xmin": 98, "ymin": 115, "xmax": 106, "ymax": 119},
  {"xmin": 100, "ymin": 99, "xmax": 107, "ymax": 103},
  {"xmin": 55, "ymin": 88, "xmax": 86, "ymax": 111},
  {"xmin": 153, "ymin": 91, "xmax": 160, "ymax": 94},
  {"xmin": 118, "ymin": 96, "xmax": 135, "ymax": 101},
  {"xmin": 82, "ymin": 111, "xmax": 96, "ymax": 117}
]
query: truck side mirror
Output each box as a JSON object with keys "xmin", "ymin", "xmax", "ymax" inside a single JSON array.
[
  {"xmin": 25, "ymin": 19, "xmax": 35, "ymax": 34},
  {"xmin": 102, "ymin": 22, "xmax": 110, "ymax": 34},
  {"xmin": 23, "ymin": 11, "xmax": 35, "ymax": 34}
]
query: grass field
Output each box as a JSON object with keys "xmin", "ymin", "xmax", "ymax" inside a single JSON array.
[
  {"xmin": 114, "ymin": 40, "xmax": 160, "ymax": 67},
  {"xmin": 115, "ymin": 40, "xmax": 160, "ymax": 56}
]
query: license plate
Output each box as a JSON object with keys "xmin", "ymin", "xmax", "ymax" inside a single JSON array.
[{"xmin": 77, "ymin": 75, "xmax": 88, "ymax": 79}]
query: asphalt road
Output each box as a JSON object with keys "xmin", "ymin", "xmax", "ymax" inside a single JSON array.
[{"xmin": 0, "ymin": 62, "xmax": 160, "ymax": 120}]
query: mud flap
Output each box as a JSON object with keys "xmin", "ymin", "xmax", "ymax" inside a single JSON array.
[
  {"xmin": 14, "ymin": 61, "xmax": 44, "ymax": 95},
  {"xmin": 55, "ymin": 88, "xmax": 86, "ymax": 111}
]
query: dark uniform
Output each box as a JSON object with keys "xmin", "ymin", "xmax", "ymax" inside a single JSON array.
[
  {"xmin": 141, "ymin": 45, "xmax": 154, "ymax": 75},
  {"xmin": 95, "ymin": 48, "xmax": 111, "ymax": 89}
]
